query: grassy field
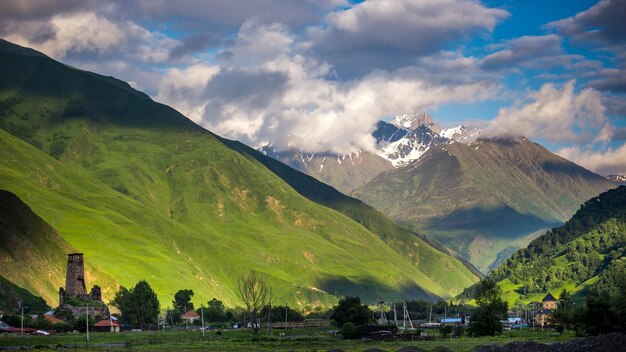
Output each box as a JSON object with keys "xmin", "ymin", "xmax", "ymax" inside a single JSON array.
[{"xmin": 0, "ymin": 327, "xmax": 576, "ymax": 351}]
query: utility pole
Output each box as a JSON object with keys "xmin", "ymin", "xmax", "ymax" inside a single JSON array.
[
  {"xmin": 201, "ymin": 306, "xmax": 205, "ymax": 337},
  {"xmin": 429, "ymin": 304, "xmax": 432, "ymax": 324},
  {"xmin": 20, "ymin": 306, "xmax": 25, "ymax": 337},
  {"xmin": 185, "ymin": 304, "xmax": 188, "ymax": 330},
  {"xmin": 393, "ymin": 303, "xmax": 398, "ymax": 326},
  {"xmin": 86, "ymin": 302, "xmax": 89, "ymax": 342},
  {"xmin": 403, "ymin": 302, "xmax": 407, "ymax": 329},
  {"xmin": 285, "ymin": 304, "xmax": 288, "ymax": 329},
  {"xmin": 267, "ymin": 287, "xmax": 273, "ymax": 337}
]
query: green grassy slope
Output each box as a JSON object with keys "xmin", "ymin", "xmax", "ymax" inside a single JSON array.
[
  {"xmin": 352, "ymin": 138, "xmax": 616, "ymax": 272},
  {"xmin": 0, "ymin": 39, "xmax": 478, "ymax": 307},
  {"xmin": 222, "ymin": 138, "xmax": 482, "ymax": 291},
  {"xmin": 0, "ymin": 275, "xmax": 48, "ymax": 314},
  {"xmin": 0, "ymin": 188, "xmax": 114, "ymax": 306},
  {"xmin": 459, "ymin": 185, "xmax": 626, "ymax": 306}
]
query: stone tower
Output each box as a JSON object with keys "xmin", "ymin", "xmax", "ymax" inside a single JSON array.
[{"xmin": 64, "ymin": 253, "xmax": 86, "ymax": 298}]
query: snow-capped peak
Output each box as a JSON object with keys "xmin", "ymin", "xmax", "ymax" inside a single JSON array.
[
  {"xmin": 440, "ymin": 125, "xmax": 482, "ymax": 144},
  {"xmin": 390, "ymin": 111, "xmax": 441, "ymax": 133},
  {"xmin": 378, "ymin": 125, "xmax": 450, "ymax": 167}
]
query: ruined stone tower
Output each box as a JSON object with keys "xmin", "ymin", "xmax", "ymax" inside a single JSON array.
[{"xmin": 65, "ymin": 253, "xmax": 87, "ymax": 297}]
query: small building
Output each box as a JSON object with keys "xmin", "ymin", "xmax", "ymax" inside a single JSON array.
[
  {"xmin": 541, "ymin": 293, "xmax": 558, "ymax": 310},
  {"xmin": 533, "ymin": 293, "xmax": 559, "ymax": 327},
  {"xmin": 534, "ymin": 309, "xmax": 553, "ymax": 327},
  {"xmin": 181, "ymin": 310, "xmax": 199, "ymax": 324},
  {"xmin": 94, "ymin": 319, "xmax": 120, "ymax": 332}
]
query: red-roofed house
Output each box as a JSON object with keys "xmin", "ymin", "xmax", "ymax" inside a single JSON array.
[
  {"xmin": 181, "ymin": 310, "xmax": 199, "ymax": 324},
  {"xmin": 94, "ymin": 319, "xmax": 120, "ymax": 332},
  {"xmin": 43, "ymin": 315, "xmax": 63, "ymax": 324}
]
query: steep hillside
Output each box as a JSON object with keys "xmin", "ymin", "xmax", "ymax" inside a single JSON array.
[
  {"xmin": 223, "ymin": 138, "xmax": 483, "ymax": 286},
  {"xmin": 0, "ymin": 275, "xmax": 48, "ymax": 314},
  {"xmin": 353, "ymin": 137, "xmax": 616, "ymax": 272},
  {"xmin": 0, "ymin": 39, "xmax": 478, "ymax": 307},
  {"xmin": 469, "ymin": 186, "xmax": 626, "ymax": 305},
  {"xmin": 0, "ymin": 189, "xmax": 118, "ymax": 307}
]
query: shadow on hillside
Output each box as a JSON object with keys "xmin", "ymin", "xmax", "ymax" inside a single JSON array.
[
  {"xmin": 425, "ymin": 204, "xmax": 559, "ymax": 238},
  {"xmin": 316, "ymin": 275, "xmax": 440, "ymax": 304}
]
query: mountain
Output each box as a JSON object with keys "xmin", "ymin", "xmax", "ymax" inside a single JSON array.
[
  {"xmin": 390, "ymin": 112, "xmax": 441, "ymax": 133},
  {"xmin": 372, "ymin": 120, "xmax": 409, "ymax": 146},
  {"xmin": 257, "ymin": 115, "xmax": 463, "ymax": 193},
  {"xmin": 466, "ymin": 186, "xmax": 626, "ymax": 305},
  {"xmin": 0, "ymin": 39, "xmax": 479, "ymax": 307},
  {"xmin": 378, "ymin": 125, "xmax": 450, "ymax": 167},
  {"xmin": 258, "ymin": 146, "xmax": 393, "ymax": 194},
  {"xmin": 352, "ymin": 137, "xmax": 617, "ymax": 272},
  {"xmin": 608, "ymin": 174, "xmax": 626, "ymax": 184},
  {"xmin": 441, "ymin": 125, "xmax": 482, "ymax": 143}
]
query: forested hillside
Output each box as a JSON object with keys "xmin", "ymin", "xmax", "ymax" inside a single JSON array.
[{"xmin": 468, "ymin": 186, "xmax": 626, "ymax": 304}]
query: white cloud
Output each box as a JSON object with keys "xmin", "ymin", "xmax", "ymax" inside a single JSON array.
[
  {"xmin": 309, "ymin": 0, "xmax": 509, "ymax": 76},
  {"xmin": 156, "ymin": 21, "xmax": 500, "ymax": 155},
  {"xmin": 227, "ymin": 20, "xmax": 293, "ymax": 67},
  {"xmin": 546, "ymin": 0, "xmax": 626, "ymax": 46},
  {"xmin": 4, "ymin": 12, "xmax": 124, "ymax": 58},
  {"xmin": 2, "ymin": 11, "xmax": 178, "ymax": 65},
  {"xmin": 484, "ymin": 81, "xmax": 610, "ymax": 144},
  {"xmin": 557, "ymin": 143, "xmax": 626, "ymax": 176}
]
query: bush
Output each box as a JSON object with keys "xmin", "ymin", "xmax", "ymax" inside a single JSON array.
[
  {"xmin": 51, "ymin": 322, "xmax": 73, "ymax": 333},
  {"xmin": 330, "ymin": 296, "xmax": 371, "ymax": 328},
  {"xmin": 340, "ymin": 322, "xmax": 357, "ymax": 339}
]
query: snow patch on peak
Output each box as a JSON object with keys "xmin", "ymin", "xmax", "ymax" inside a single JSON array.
[
  {"xmin": 441, "ymin": 125, "xmax": 482, "ymax": 144},
  {"xmin": 379, "ymin": 125, "xmax": 450, "ymax": 167},
  {"xmin": 390, "ymin": 111, "xmax": 441, "ymax": 133}
]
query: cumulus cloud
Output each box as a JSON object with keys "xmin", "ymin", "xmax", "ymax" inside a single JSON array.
[
  {"xmin": 547, "ymin": 0, "xmax": 626, "ymax": 45},
  {"xmin": 588, "ymin": 69, "xmax": 626, "ymax": 92},
  {"xmin": 3, "ymin": 12, "xmax": 124, "ymax": 58},
  {"xmin": 157, "ymin": 22, "xmax": 500, "ymax": 154},
  {"xmin": 168, "ymin": 32, "xmax": 224, "ymax": 60},
  {"xmin": 113, "ymin": 0, "xmax": 348, "ymax": 31},
  {"xmin": 0, "ymin": 0, "xmax": 95, "ymax": 21},
  {"xmin": 481, "ymin": 35, "xmax": 562, "ymax": 70},
  {"xmin": 308, "ymin": 0, "xmax": 509, "ymax": 76},
  {"xmin": 227, "ymin": 20, "xmax": 293, "ymax": 67},
  {"xmin": 557, "ymin": 143, "xmax": 626, "ymax": 176},
  {"xmin": 485, "ymin": 81, "xmax": 610, "ymax": 143},
  {"xmin": 2, "ymin": 11, "xmax": 177, "ymax": 62}
]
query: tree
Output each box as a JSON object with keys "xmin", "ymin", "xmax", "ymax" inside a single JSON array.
[
  {"xmin": 112, "ymin": 280, "xmax": 160, "ymax": 330},
  {"xmin": 203, "ymin": 298, "xmax": 233, "ymax": 322},
  {"xmin": 330, "ymin": 296, "xmax": 371, "ymax": 328},
  {"xmin": 173, "ymin": 289, "xmax": 194, "ymax": 314},
  {"xmin": 236, "ymin": 271, "xmax": 269, "ymax": 335},
  {"xmin": 467, "ymin": 278, "xmax": 508, "ymax": 336},
  {"xmin": 552, "ymin": 288, "xmax": 572, "ymax": 330}
]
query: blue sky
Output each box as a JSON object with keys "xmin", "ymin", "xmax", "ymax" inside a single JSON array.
[{"xmin": 1, "ymin": 0, "xmax": 625, "ymax": 174}]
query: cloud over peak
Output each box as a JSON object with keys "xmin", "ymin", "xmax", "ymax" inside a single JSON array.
[{"xmin": 485, "ymin": 80, "xmax": 609, "ymax": 143}]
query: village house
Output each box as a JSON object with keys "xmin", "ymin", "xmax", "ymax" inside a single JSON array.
[
  {"xmin": 94, "ymin": 319, "xmax": 120, "ymax": 332},
  {"xmin": 181, "ymin": 310, "xmax": 200, "ymax": 324},
  {"xmin": 534, "ymin": 293, "xmax": 558, "ymax": 327}
]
